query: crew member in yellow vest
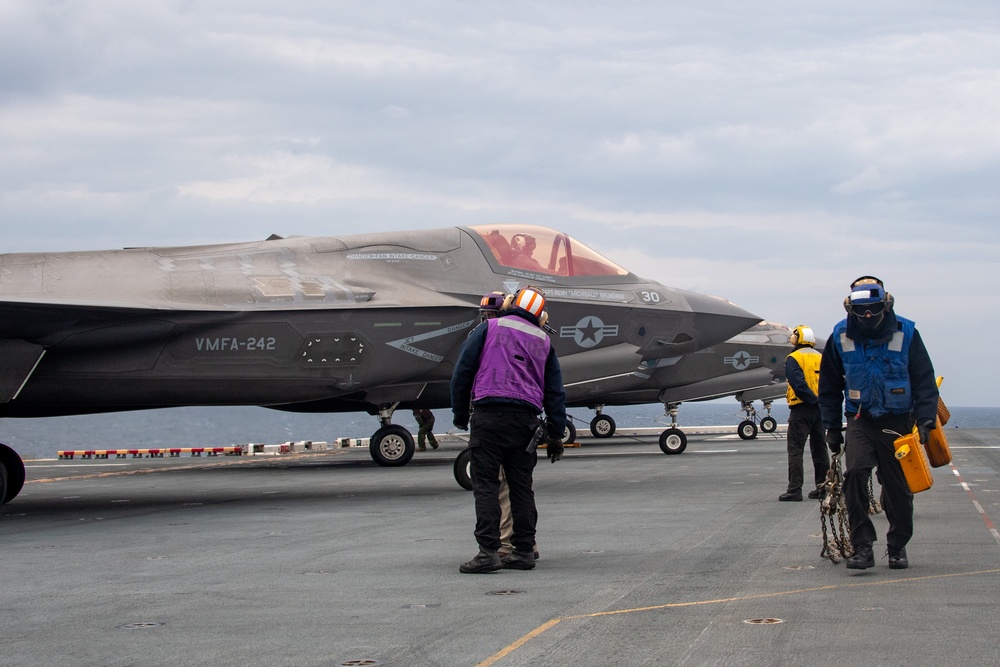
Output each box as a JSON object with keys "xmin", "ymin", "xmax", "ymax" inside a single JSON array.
[{"xmin": 779, "ymin": 325, "xmax": 830, "ymax": 501}]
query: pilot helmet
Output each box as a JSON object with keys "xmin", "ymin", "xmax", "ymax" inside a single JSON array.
[
  {"xmin": 790, "ymin": 325, "xmax": 816, "ymax": 347},
  {"xmin": 479, "ymin": 291, "xmax": 506, "ymax": 319},
  {"xmin": 844, "ymin": 275, "xmax": 893, "ymax": 319},
  {"xmin": 511, "ymin": 233, "xmax": 536, "ymax": 253}
]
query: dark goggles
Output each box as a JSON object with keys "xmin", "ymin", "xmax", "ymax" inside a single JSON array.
[{"xmin": 850, "ymin": 301, "xmax": 885, "ymax": 317}]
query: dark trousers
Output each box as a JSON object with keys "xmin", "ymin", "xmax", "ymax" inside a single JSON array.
[
  {"xmin": 417, "ymin": 421, "xmax": 437, "ymax": 448},
  {"xmin": 844, "ymin": 413, "xmax": 915, "ymax": 551},
  {"xmin": 468, "ymin": 410, "xmax": 538, "ymax": 553},
  {"xmin": 785, "ymin": 404, "xmax": 830, "ymax": 493}
]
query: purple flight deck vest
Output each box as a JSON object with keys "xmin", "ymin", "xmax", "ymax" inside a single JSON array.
[{"xmin": 471, "ymin": 316, "xmax": 550, "ymax": 411}]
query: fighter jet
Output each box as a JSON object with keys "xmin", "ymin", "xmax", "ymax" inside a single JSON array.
[
  {"xmin": 0, "ymin": 224, "xmax": 761, "ymax": 504},
  {"xmin": 564, "ymin": 321, "xmax": 794, "ymax": 454}
]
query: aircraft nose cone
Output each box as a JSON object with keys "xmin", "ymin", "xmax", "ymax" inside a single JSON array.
[{"xmin": 640, "ymin": 289, "xmax": 762, "ymax": 358}]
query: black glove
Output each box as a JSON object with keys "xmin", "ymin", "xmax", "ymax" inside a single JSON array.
[
  {"xmin": 826, "ymin": 428, "xmax": 844, "ymax": 454},
  {"xmin": 917, "ymin": 419, "xmax": 935, "ymax": 445},
  {"xmin": 547, "ymin": 438, "xmax": 564, "ymax": 463},
  {"xmin": 453, "ymin": 413, "xmax": 469, "ymax": 431}
]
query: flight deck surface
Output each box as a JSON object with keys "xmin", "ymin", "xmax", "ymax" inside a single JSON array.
[{"xmin": 5, "ymin": 428, "xmax": 1000, "ymax": 666}]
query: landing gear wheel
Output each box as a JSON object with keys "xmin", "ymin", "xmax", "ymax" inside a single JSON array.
[
  {"xmin": 369, "ymin": 425, "xmax": 415, "ymax": 467},
  {"xmin": 563, "ymin": 420, "xmax": 577, "ymax": 444},
  {"xmin": 760, "ymin": 416, "xmax": 778, "ymax": 433},
  {"xmin": 0, "ymin": 444, "xmax": 25, "ymax": 504},
  {"xmin": 738, "ymin": 420, "xmax": 758, "ymax": 440},
  {"xmin": 454, "ymin": 447, "xmax": 473, "ymax": 491},
  {"xmin": 590, "ymin": 415, "xmax": 616, "ymax": 438},
  {"xmin": 659, "ymin": 428, "xmax": 687, "ymax": 455}
]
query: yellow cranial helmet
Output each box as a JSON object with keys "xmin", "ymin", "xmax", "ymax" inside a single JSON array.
[{"xmin": 791, "ymin": 325, "xmax": 816, "ymax": 347}]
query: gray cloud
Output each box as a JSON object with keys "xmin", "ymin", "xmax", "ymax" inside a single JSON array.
[{"xmin": 2, "ymin": 0, "xmax": 998, "ymax": 404}]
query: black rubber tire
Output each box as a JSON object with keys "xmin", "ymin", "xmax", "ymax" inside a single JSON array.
[
  {"xmin": 659, "ymin": 428, "xmax": 687, "ymax": 455},
  {"xmin": 453, "ymin": 447, "xmax": 473, "ymax": 491},
  {"xmin": 760, "ymin": 416, "xmax": 778, "ymax": 433},
  {"xmin": 563, "ymin": 420, "xmax": 577, "ymax": 444},
  {"xmin": 738, "ymin": 420, "xmax": 758, "ymax": 440},
  {"xmin": 369, "ymin": 425, "xmax": 416, "ymax": 467},
  {"xmin": 590, "ymin": 415, "xmax": 616, "ymax": 438},
  {"xmin": 0, "ymin": 443, "xmax": 25, "ymax": 504}
]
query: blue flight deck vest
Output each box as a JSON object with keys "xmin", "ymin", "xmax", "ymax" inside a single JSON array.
[{"xmin": 833, "ymin": 316, "xmax": 916, "ymax": 418}]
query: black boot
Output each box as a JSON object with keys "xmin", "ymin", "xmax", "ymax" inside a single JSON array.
[
  {"xmin": 500, "ymin": 549, "xmax": 535, "ymax": 570},
  {"xmin": 846, "ymin": 544, "xmax": 875, "ymax": 569},
  {"xmin": 888, "ymin": 547, "xmax": 909, "ymax": 570},
  {"xmin": 779, "ymin": 491, "xmax": 803, "ymax": 502},
  {"xmin": 460, "ymin": 547, "xmax": 502, "ymax": 574}
]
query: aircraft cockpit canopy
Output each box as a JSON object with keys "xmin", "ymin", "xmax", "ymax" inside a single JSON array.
[{"xmin": 467, "ymin": 224, "xmax": 630, "ymax": 278}]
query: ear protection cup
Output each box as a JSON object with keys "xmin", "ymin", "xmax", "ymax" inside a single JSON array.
[
  {"xmin": 501, "ymin": 294, "xmax": 515, "ymax": 311},
  {"xmin": 538, "ymin": 311, "xmax": 548, "ymax": 328}
]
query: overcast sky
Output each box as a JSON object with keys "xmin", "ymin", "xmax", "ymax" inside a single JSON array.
[{"xmin": 2, "ymin": 1, "xmax": 998, "ymax": 406}]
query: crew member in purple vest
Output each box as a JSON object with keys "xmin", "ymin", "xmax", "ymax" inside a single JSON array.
[{"xmin": 451, "ymin": 286, "xmax": 567, "ymax": 573}]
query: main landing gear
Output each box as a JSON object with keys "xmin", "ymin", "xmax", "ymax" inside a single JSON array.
[
  {"xmin": 737, "ymin": 399, "xmax": 778, "ymax": 441},
  {"xmin": 657, "ymin": 403, "xmax": 688, "ymax": 455},
  {"xmin": 368, "ymin": 403, "xmax": 416, "ymax": 467},
  {"xmin": 581, "ymin": 403, "xmax": 687, "ymax": 454},
  {"xmin": 589, "ymin": 407, "xmax": 616, "ymax": 438},
  {"xmin": 0, "ymin": 443, "xmax": 26, "ymax": 505}
]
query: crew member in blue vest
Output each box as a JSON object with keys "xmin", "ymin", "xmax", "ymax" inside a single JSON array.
[
  {"xmin": 451, "ymin": 286, "xmax": 566, "ymax": 573},
  {"xmin": 818, "ymin": 276, "xmax": 938, "ymax": 570},
  {"xmin": 779, "ymin": 325, "xmax": 830, "ymax": 502}
]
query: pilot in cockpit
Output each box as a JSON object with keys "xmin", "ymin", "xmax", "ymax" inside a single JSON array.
[{"xmin": 510, "ymin": 233, "xmax": 543, "ymax": 271}]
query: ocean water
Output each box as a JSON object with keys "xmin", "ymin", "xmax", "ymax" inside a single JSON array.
[{"xmin": 3, "ymin": 401, "xmax": 998, "ymax": 461}]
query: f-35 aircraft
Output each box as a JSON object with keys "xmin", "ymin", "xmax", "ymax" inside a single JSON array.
[
  {"xmin": 564, "ymin": 321, "xmax": 793, "ymax": 454},
  {"xmin": 0, "ymin": 224, "xmax": 761, "ymax": 504}
]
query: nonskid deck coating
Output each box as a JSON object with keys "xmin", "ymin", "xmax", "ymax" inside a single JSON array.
[{"xmin": 4, "ymin": 428, "xmax": 999, "ymax": 667}]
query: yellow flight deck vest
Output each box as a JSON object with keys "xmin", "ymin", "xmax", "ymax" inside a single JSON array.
[{"xmin": 786, "ymin": 347, "xmax": 822, "ymax": 406}]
